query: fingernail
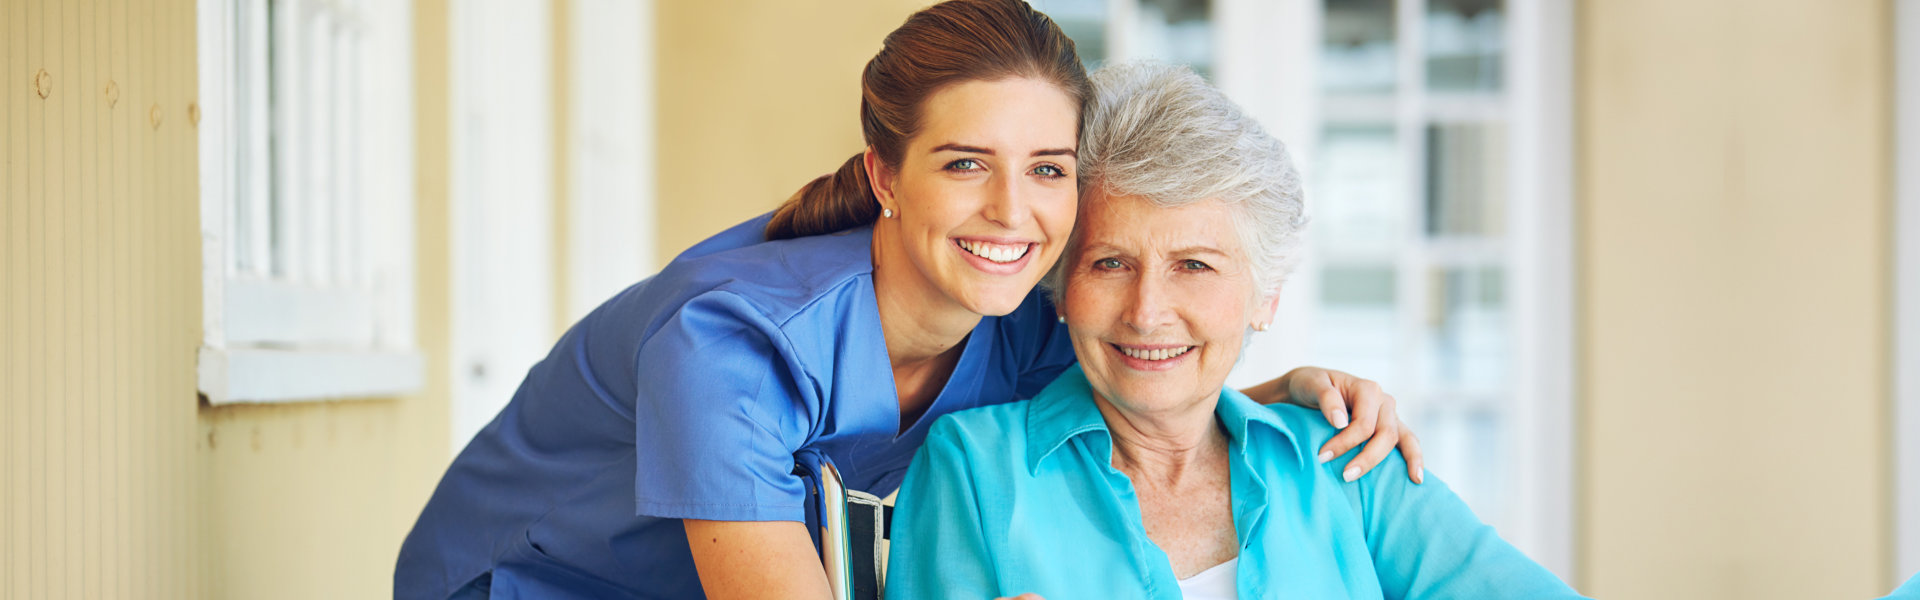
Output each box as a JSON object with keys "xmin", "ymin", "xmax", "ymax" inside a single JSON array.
[
  {"xmin": 1332, "ymin": 412, "xmax": 1350, "ymax": 429},
  {"xmin": 1415, "ymin": 468, "xmax": 1425, "ymax": 484},
  {"xmin": 1316, "ymin": 451, "xmax": 1332, "ymax": 464},
  {"xmin": 1342, "ymin": 467, "xmax": 1359, "ymax": 482}
]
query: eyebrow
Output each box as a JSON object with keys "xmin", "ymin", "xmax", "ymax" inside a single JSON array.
[
  {"xmin": 929, "ymin": 143, "xmax": 1078, "ymax": 158},
  {"xmin": 1081, "ymin": 242, "xmax": 1230, "ymax": 258},
  {"xmin": 1168, "ymin": 245, "xmax": 1230, "ymax": 258}
]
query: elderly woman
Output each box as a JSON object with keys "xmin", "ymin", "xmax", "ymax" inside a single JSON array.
[{"xmin": 885, "ymin": 63, "xmax": 1584, "ymax": 600}]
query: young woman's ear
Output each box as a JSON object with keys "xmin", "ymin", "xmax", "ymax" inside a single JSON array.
[{"xmin": 864, "ymin": 147, "xmax": 898, "ymax": 213}]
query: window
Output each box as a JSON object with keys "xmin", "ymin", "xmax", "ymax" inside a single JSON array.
[
  {"xmin": 1035, "ymin": 0, "xmax": 1574, "ymax": 577},
  {"xmin": 1308, "ymin": 0, "xmax": 1575, "ymax": 576},
  {"xmin": 196, "ymin": 0, "xmax": 421, "ymax": 404}
]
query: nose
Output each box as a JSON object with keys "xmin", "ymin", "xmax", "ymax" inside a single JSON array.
[
  {"xmin": 983, "ymin": 172, "xmax": 1032, "ymax": 230},
  {"xmin": 1122, "ymin": 271, "xmax": 1175, "ymax": 333}
]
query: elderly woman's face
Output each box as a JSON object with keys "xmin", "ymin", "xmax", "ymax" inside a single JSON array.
[{"xmin": 1062, "ymin": 192, "xmax": 1277, "ymax": 413}]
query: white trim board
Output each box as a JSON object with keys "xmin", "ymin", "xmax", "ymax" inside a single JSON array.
[
  {"xmin": 566, "ymin": 0, "xmax": 657, "ymax": 321},
  {"xmin": 1505, "ymin": 0, "xmax": 1577, "ymax": 582},
  {"xmin": 449, "ymin": 0, "xmax": 558, "ymax": 452},
  {"xmin": 1895, "ymin": 0, "xmax": 1920, "ymax": 587}
]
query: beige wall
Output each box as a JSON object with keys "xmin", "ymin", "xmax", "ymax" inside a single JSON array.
[
  {"xmin": 1, "ymin": 0, "xmax": 455, "ymax": 597},
  {"xmin": 1578, "ymin": 0, "xmax": 1892, "ymax": 598},
  {"xmin": 653, "ymin": 0, "xmax": 933, "ymax": 264},
  {"xmin": 3, "ymin": 0, "xmax": 1903, "ymax": 597},
  {"xmin": 4, "ymin": 0, "xmax": 210, "ymax": 596}
]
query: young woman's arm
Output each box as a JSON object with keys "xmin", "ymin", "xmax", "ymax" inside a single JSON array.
[
  {"xmin": 684, "ymin": 520, "xmax": 832, "ymax": 600},
  {"xmin": 634, "ymin": 293, "xmax": 830, "ymax": 596},
  {"xmin": 1245, "ymin": 366, "xmax": 1427, "ymax": 484}
]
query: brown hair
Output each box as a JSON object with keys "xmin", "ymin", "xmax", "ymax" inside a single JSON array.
[{"xmin": 765, "ymin": 0, "xmax": 1092, "ymax": 240}]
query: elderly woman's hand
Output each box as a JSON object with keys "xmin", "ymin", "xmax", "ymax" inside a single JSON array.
[{"xmin": 1243, "ymin": 367, "xmax": 1425, "ymax": 484}]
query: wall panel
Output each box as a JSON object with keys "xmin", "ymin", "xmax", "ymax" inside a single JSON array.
[
  {"xmin": 1, "ymin": 0, "xmax": 455, "ymax": 597},
  {"xmin": 1578, "ymin": 0, "xmax": 1891, "ymax": 597},
  {"xmin": 3, "ymin": 0, "xmax": 210, "ymax": 596}
]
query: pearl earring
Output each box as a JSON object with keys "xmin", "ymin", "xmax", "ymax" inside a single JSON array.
[
  {"xmin": 1057, "ymin": 315, "xmax": 1066, "ymax": 323},
  {"xmin": 1253, "ymin": 322, "xmax": 1269, "ymax": 332},
  {"xmin": 882, "ymin": 208, "xmax": 895, "ymax": 218}
]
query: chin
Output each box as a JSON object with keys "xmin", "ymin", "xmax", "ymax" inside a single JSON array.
[{"xmin": 958, "ymin": 285, "xmax": 1034, "ymax": 316}]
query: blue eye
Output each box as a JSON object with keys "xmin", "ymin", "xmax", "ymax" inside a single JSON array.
[
  {"xmin": 1182, "ymin": 260, "xmax": 1212, "ymax": 271},
  {"xmin": 946, "ymin": 158, "xmax": 982, "ymax": 172},
  {"xmin": 1095, "ymin": 258, "xmax": 1123, "ymax": 270},
  {"xmin": 1033, "ymin": 164, "xmax": 1067, "ymax": 178}
]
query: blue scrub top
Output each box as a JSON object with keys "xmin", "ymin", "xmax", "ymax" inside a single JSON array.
[
  {"xmin": 395, "ymin": 214, "xmax": 1076, "ymax": 599},
  {"xmin": 887, "ymin": 365, "xmax": 1586, "ymax": 600}
]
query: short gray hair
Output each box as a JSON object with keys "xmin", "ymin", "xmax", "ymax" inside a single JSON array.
[{"xmin": 1045, "ymin": 62, "xmax": 1306, "ymax": 303}]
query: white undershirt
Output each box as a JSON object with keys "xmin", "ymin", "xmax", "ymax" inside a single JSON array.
[{"xmin": 1175, "ymin": 557, "xmax": 1239, "ymax": 600}]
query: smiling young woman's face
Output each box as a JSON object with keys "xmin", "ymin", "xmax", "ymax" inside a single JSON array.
[
  {"xmin": 875, "ymin": 77, "xmax": 1081, "ymax": 318},
  {"xmin": 1062, "ymin": 192, "xmax": 1278, "ymax": 415}
]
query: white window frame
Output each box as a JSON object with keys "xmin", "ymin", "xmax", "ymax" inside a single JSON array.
[
  {"xmin": 197, "ymin": 0, "xmax": 422, "ymax": 404},
  {"xmin": 1896, "ymin": 0, "xmax": 1920, "ymax": 586}
]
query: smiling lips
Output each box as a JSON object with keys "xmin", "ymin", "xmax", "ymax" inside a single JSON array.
[
  {"xmin": 955, "ymin": 239, "xmax": 1032, "ymax": 263},
  {"xmin": 1116, "ymin": 345, "xmax": 1195, "ymax": 361},
  {"xmin": 1113, "ymin": 342, "xmax": 1198, "ymax": 371}
]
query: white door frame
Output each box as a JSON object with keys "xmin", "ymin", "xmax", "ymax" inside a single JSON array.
[
  {"xmin": 449, "ymin": 0, "xmax": 556, "ymax": 452},
  {"xmin": 1895, "ymin": 0, "xmax": 1920, "ymax": 587},
  {"xmin": 1504, "ymin": 0, "xmax": 1577, "ymax": 581},
  {"xmin": 566, "ymin": 0, "xmax": 657, "ymax": 321}
]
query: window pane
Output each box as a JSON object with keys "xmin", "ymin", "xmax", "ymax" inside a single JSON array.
[
  {"xmin": 1423, "ymin": 266, "xmax": 1505, "ymax": 392},
  {"xmin": 1322, "ymin": 0, "xmax": 1395, "ymax": 94},
  {"xmin": 1425, "ymin": 0, "xmax": 1503, "ymax": 92},
  {"xmin": 1316, "ymin": 124, "xmax": 1403, "ymax": 252},
  {"xmin": 1131, "ymin": 0, "xmax": 1213, "ymax": 79},
  {"xmin": 270, "ymin": 0, "xmax": 295, "ymax": 278},
  {"xmin": 1033, "ymin": 0, "xmax": 1111, "ymax": 68},
  {"xmin": 1322, "ymin": 266, "xmax": 1396, "ymax": 306},
  {"xmin": 1416, "ymin": 406, "xmax": 1506, "ymax": 527},
  {"xmin": 1424, "ymin": 122, "xmax": 1505, "ymax": 238},
  {"xmin": 1318, "ymin": 265, "xmax": 1401, "ymax": 390},
  {"xmin": 233, "ymin": 0, "xmax": 258, "ymax": 274}
]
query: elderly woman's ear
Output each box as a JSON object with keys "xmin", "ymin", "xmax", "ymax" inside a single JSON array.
[{"xmin": 1252, "ymin": 289, "xmax": 1281, "ymax": 331}]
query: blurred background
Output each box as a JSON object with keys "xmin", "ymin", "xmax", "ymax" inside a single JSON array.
[{"xmin": 0, "ymin": 0, "xmax": 1913, "ymax": 598}]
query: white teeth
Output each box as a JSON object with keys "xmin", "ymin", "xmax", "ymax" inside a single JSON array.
[
  {"xmin": 1119, "ymin": 346, "xmax": 1193, "ymax": 361},
  {"xmin": 958, "ymin": 240, "xmax": 1030, "ymax": 264}
]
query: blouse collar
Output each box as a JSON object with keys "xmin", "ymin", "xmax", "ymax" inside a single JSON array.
[{"xmin": 1023, "ymin": 364, "xmax": 1306, "ymax": 475}]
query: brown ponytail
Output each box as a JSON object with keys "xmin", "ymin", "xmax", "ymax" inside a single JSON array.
[
  {"xmin": 767, "ymin": 152, "xmax": 878, "ymax": 241},
  {"xmin": 764, "ymin": 0, "xmax": 1091, "ymax": 240}
]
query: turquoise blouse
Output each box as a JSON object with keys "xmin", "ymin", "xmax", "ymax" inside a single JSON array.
[
  {"xmin": 1882, "ymin": 572, "xmax": 1920, "ymax": 599},
  {"xmin": 887, "ymin": 365, "xmax": 1586, "ymax": 599}
]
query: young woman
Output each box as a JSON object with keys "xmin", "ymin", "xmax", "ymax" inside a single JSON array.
[{"xmin": 394, "ymin": 2, "xmax": 1422, "ymax": 598}]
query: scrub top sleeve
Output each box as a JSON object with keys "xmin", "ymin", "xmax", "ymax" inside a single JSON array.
[
  {"xmin": 1352, "ymin": 452, "xmax": 1588, "ymax": 600},
  {"xmin": 630, "ymin": 291, "xmax": 818, "ymax": 523},
  {"xmin": 886, "ymin": 419, "xmax": 1002, "ymax": 599}
]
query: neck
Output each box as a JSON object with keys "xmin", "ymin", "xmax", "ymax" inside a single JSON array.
[
  {"xmin": 869, "ymin": 221, "xmax": 981, "ymax": 367},
  {"xmin": 1095, "ymin": 392, "xmax": 1228, "ymax": 488}
]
